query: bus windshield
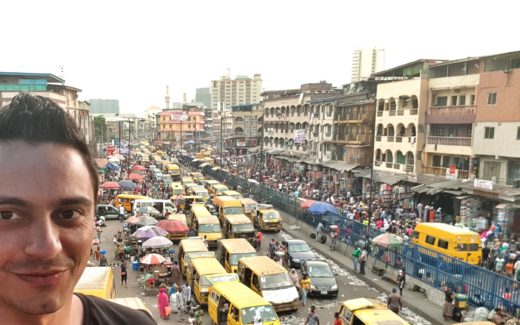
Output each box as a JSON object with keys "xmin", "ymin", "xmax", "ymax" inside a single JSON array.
[{"xmin": 199, "ymin": 223, "xmax": 221, "ymax": 233}]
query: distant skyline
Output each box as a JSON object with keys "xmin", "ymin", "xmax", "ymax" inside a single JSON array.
[{"xmin": 2, "ymin": 0, "xmax": 519, "ymax": 115}]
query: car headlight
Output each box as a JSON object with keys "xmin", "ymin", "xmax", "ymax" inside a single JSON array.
[
  {"xmin": 330, "ymin": 284, "xmax": 338, "ymax": 290},
  {"xmin": 292, "ymin": 258, "xmax": 300, "ymax": 262},
  {"xmin": 310, "ymin": 285, "xmax": 316, "ymax": 290}
]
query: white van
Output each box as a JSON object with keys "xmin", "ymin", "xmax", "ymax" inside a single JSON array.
[{"xmin": 133, "ymin": 199, "xmax": 176, "ymax": 219}]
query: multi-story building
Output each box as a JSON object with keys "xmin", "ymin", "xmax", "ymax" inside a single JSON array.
[
  {"xmin": 195, "ymin": 87, "xmax": 211, "ymax": 111},
  {"xmin": 226, "ymin": 104, "xmax": 262, "ymax": 155},
  {"xmin": 373, "ymin": 60, "xmax": 444, "ymax": 176},
  {"xmin": 211, "ymin": 74, "xmax": 262, "ymax": 112},
  {"xmin": 0, "ymin": 72, "xmax": 94, "ymax": 148},
  {"xmin": 423, "ymin": 58, "xmax": 480, "ymax": 180},
  {"xmin": 211, "ymin": 110, "xmax": 233, "ymax": 153},
  {"xmin": 351, "ymin": 48, "xmax": 385, "ymax": 82},
  {"xmin": 158, "ymin": 105, "xmax": 205, "ymax": 145},
  {"xmin": 89, "ymin": 99, "xmax": 120, "ymax": 114},
  {"xmin": 331, "ymin": 81, "xmax": 377, "ymax": 166},
  {"xmin": 472, "ymin": 51, "xmax": 520, "ymax": 186}
]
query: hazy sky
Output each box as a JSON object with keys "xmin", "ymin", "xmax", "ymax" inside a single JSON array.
[{"xmin": 2, "ymin": 0, "xmax": 518, "ymax": 114}]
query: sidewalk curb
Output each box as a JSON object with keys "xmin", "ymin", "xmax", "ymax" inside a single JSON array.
[{"xmin": 282, "ymin": 224, "xmax": 446, "ymax": 325}]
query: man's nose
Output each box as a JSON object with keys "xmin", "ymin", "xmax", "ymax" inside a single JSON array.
[{"xmin": 25, "ymin": 217, "xmax": 62, "ymax": 260}]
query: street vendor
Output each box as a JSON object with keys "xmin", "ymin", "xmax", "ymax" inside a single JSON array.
[{"xmin": 0, "ymin": 93, "xmax": 155, "ymax": 324}]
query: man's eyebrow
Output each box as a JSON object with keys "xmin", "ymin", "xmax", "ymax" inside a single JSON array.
[
  {"xmin": 0, "ymin": 197, "xmax": 31, "ymax": 207},
  {"xmin": 55, "ymin": 197, "xmax": 93, "ymax": 207}
]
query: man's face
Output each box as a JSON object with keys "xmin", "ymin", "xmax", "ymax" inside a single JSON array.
[{"xmin": 0, "ymin": 142, "xmax": 95, "ymax": 316}]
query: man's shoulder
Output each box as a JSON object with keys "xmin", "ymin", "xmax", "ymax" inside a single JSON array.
[{"xmin": 77, "ymin": 293, "xmax": 156, "ymax": 325}]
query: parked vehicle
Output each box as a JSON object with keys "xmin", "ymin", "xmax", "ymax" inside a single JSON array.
[
  {"xmin": 96, "ymin": 204, "xmax": 120, "ymax": 220},
  {"xmin": 337, "ymin": 298, "xmax": 409, "ymax": 325},
  {"xmin": 286, "ymin": 239, "xmax": 316, "ymax": 268},
  {"xmin": 74, "ymin": 267, "xmax": 116, "ymax": 300},
  {"xmin": 208, "ymin": 282, "xmax": 280, "ymax": 325},
  {"xmin": 216, "ymin": 238, "xmax": 257, "ymax": 273},
  {"xmin": 302, "ymin": 260, "xmax": 338, "ymax": 297}
]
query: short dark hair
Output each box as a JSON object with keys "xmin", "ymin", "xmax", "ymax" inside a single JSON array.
[{"xmin": 0, "ymin": 93, "xmax": 99, "ymax": 199}]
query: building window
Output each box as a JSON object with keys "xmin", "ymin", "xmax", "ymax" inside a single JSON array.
[
  {"xmin": 459, "ymin": 95, "xmax": 466, "ymax": 106},
  {"xmin": 484, "ymin": 127, "xmax": 495, "ymax": 139},
  {"xmin": 434, "ymin": 96, "xmax": 448, "ymax": 106},
  {"xmin": 487, "ymin": 92, "xmax": 497, "ymax": 105},
  {"xmin": 470, "ymin": 95, "xmax": 475, "ymax": 105},
  {"xmin": 451, "ymin": 96, "xmax": 457, "ymax": 106},
  {"xmin": 517, "ymin": 127, "xmax": 520, "ymax": 140}
]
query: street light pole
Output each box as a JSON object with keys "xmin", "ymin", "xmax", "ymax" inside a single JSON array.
[
  {"xmin": 127, "ymin": 120, "xmax": 131, "ymax": 170},
  {"xmin": 219, "ymin": 101, "xmax": 224, "ymax": 168}
]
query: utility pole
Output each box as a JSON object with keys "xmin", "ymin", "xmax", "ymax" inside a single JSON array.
[
  {"xmin": 127, "ymin": 120, "xmax": 131, "ymax": 170},
  {"xmin": 367, "ymin": 109, "xmax": 376, "ymax": 239},
  {"xmin": 118, "ymin": 121, "xmax": 122, "ymax": 161},
  {"xmin": 220, "ymin": 114, "xmax": 223, "ymax": 168},
  {"xmin": 259, "ymin": 114, "xmax": 264, "ymax": 183}
]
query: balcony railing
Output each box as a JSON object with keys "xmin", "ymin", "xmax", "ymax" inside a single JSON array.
[
  {"xmin": 385, "ymin": 162, "xmax": 393, "ymax": 168},
  {"xmin": 410, "ymin": 109, "xmax": 418, "ymax": 115},
  {"xmin": 405, "ymin": 165, "xmax": 414, "ymax": 173},
  {"xmin": 387, "ymin": 136, "xmax": 394, "ymax": 142},
  {"xmin": 389, "ymin": 110, "xmax": 396, "ymax": 116},
  {"xmin": 426, "ymin": 136, "xmax": 471, "ymax": 146},
  {"xmin": 396, "ymin": 136, "xmax": 402, "ymax": 143},
  {"xmin": 428, "ymin": 105, "xmax": 476, "ymax": 116},
  {"xmin": 377, "ymin": 111, "xmax": 383, "ymax": 117},
  {"xmin": 423, "ymin": 166, "xmax": 469, "ymax": 180},
  {"xmin": 376, "ymin": 136, "xmax": 381, "ymax": 142},
  {"xmin": 397, "ymin": 110, "xmax": 404, "ymax": 116}
]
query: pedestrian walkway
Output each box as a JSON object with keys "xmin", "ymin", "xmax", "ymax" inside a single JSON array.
[{"xmin": 280, "ymin": 210, "xmax": 451, "ymax": 325}]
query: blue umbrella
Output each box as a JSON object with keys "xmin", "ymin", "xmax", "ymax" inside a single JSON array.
[
  {"xmin": 307, "ymin": 201, "xmax": 340, "ymax": 215},
  {"xmin": 118, "ymin": 180, "xmax": 137, "ymax": 191},
  {"xmin": 106, "ymin": 162, "xmax": 120, "ymax": 171}
]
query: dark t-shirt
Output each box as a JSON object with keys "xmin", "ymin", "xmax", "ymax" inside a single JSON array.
[{"xmin": 76, "ymin": 293, "xmax": 156, "ymax": 325}]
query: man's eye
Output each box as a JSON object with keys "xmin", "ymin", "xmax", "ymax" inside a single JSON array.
[
  {"xmin": 0, "ymin": 210, "xmax": 18, "ymax": 220},
  {"xmin": 58, "ymin": 210, "xmax": 81, "ymax": 220}
]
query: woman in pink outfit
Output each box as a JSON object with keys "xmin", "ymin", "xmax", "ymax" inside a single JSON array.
[{"xmin": 157, "ymin": 287, "xmax": 170, "ymax": 320}]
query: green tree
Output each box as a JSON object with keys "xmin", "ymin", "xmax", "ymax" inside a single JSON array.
[{"xmin": 94, "ymin": 116, "xmax": 107, "ymax": 142}]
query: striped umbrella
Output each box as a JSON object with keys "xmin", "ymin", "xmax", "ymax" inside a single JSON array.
[
  {"xmin": 142, "ymin": 236, "xmax": 173, "ymax": 249},
  {"xmin": 131, "ymin": 225, "xmax": 168, "ymax": 240},
  {"xmin": 140, "ymin": 253, "xmax": 166, "ymax": 265}
]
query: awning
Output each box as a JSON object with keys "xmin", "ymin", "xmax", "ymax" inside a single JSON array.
[
  {"xmin": 320, "ymin": 161, "xmax": 359, "ymax": 172},
  {"xmin": 412, "ymin": 180, "xmax": 463, "ymax": 195}
]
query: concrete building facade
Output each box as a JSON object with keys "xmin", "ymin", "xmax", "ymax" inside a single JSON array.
[
  {"xmin": 472, "ymin": 51, "xmax": 520, "ymax": 185},
  {"xmin": 211, "ymin": 74, "xmax": 262, "ymax": 112},
  {"xmin": 373, "ymin": 60, "xmax": 439, "ymax": 176},
  {"xmin": 351, "ymin": 48, "xmax": 385, "ymax": 82},
  {"xmin": 226, "ymin": 104, "xmax": 263, "ymax": 155},
  {"xmin": 89, "ymin": 99, "xmax": 120, "ymax": 114}
]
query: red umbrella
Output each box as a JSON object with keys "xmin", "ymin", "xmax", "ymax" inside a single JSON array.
[
  {"xmin": 132, "ymin": 165, "xmax": 146, "ymax": 171},
  {"xmin": 156, "ymin": 220, "xmax": 189, "ymax": 234},
  {"xmin": 300, "ymin": 199, "xmax": 317, "ymax": 209},
  {"xmin": 128, "ymin": 173, "xmax": 144, "ymax": 181},
  {"xmin": 100, "ymin": 181, "xmax": 121, "ymax": 190}
]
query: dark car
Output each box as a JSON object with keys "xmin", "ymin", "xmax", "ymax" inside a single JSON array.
[
  {"xmin": 96, "ymin": 204, "xmax": 120, "ymax": 220},
  {"xmin": 286, "ymin": 239, "xmax": 316, "ymax": 268},
  {"xmin": 302, "ymin": 260, "xmax": 338, "ymax": 297}
]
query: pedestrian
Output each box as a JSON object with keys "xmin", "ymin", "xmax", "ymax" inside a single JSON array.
[
  {"xmin": 387, "ymin": 288, "xmax": 402, "ymax": 314},
  {"xmin": 96, "ymin": 224, "xmax": 103, "ymax": 241},
  {"xmin": 0, "ymin": 93, "xmax": 156, "ymax": 324},
  {"xmin": 268, "ymin": 238, "xmax": 276, "ymax": 259},
  {"xmin": 119, "ymin": 204, "xmax": 126, "ymax": 222},
  {"xmin": 171, "ymin": 261, "xmax": 181, "ymax": 284},
  {"xmin": 495, "ymin": 254, "xmax": 505, "ymax": 274},
  {"xmin": 352, "ymin": 246, "xmax": 361, "ymax": 273},
  {"xmin": 397, "ymin": 269, "xmax": 406, "ymax": 296},
  {"xmin": 157, "ymin": 286, "xmax": 170, "ymax": 320},
  {"xmin": 120, "ymin": 260, "xmax": 128, "ymax": 288},
  {"xmin": 359, "ymin": 247, "xmax": 368, "ymax": 275},
  {"xmin": 182, "ymin": 283, "xmax": 192, "ymax": 306},
  {"xmin": 95, "ymin": 246, "xmax": 102, "ymax": 264},
  {"xmin": 99, "ymin": 252, "xmax": 108, "ymax": 266},
  {"xmin": 333, "ymin": 312, "xmax": 341, "ymax": 325},
  {"xmin": 256, "ymin": 230, "xmax": 263, "ymax": 251},
  {"xmin": 442, "ymin": 286, "xmax": 455, "ymax": 321},
  {"xmin": 304, "ymin": 305, "xmax": 320, "ymax": 325},
  {"xmin": 315, "ymin": 221, "xmax": 324, "ymax": 242},
  {"xmin": 300, "ymin": 273, "xmax": 311, "ymax": 307}
]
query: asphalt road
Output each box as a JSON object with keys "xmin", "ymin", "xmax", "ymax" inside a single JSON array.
[{"xmin": 94, "ymin": 217, "xmax": 432, "ymax": 325}]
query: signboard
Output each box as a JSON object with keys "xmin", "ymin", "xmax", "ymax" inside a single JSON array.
[
  {"xmin": 293, "ymin": 129, "xmax": 306, "ymax": 144},
  {"xmin": 474, "ymin": 178, "xmax": 493, "ymax": 191},
  {"xmin": 237, "ymin": 139, "xmax": 246, "ymax": 147},
  {"xmin": 446, "ymin": 166, "xmax": 458, "ymax": 180}
]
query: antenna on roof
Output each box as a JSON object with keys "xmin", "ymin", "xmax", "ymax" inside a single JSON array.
[{"xmin": 59, "ymin": 65, "xmax": 65, "ymax": 83}]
